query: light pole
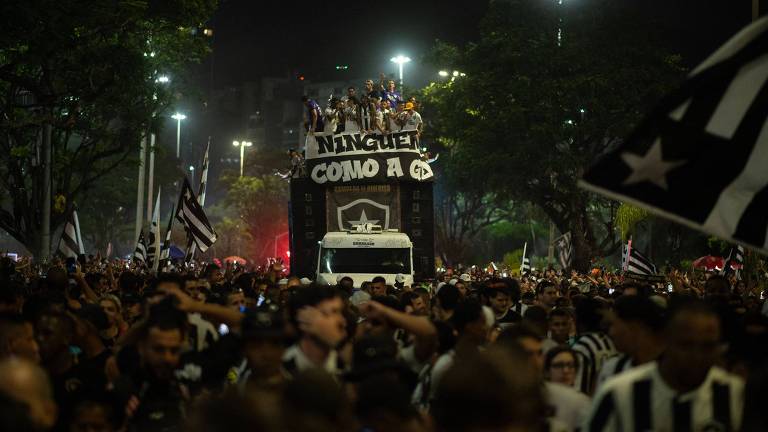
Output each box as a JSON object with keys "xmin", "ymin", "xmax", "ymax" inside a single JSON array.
[
  {"xmin": 189, "ymin": 165, "xmax": 195, "ymax": 185},
  {"xmin": 390, "ymin": 55, "xmax": 412, "ymax": 89},
  {"xmin": 171, "ymin": 113, "xmax": 186, "ymax": 159},
  {"xmin": 233, "ymin": 140, "xmax": 252, "ymax": 177}
]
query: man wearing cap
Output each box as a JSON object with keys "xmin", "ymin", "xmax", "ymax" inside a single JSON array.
[{"xmin": 399, "ymin": 102, "xmax": 423, "ymax": 136}]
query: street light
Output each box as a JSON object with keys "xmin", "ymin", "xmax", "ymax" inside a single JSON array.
[
  {"xmin": 233, "ymin": 140, "xmax": 253, "ymax": 177},
  {"xmin": 390, "ymin": 55, "xmax": 412, "ymax": 88},
  {"xmin": 438, "ymin": 70, "xmax": 449, "ymax": 77},
  {"xmin": 171, "ymin": 113, "xmax": 187, "ymax": 158},
  {"xmin": 156, "ymin": 75, "xmax": 170, "ymax": 83},
  {"xmin": 189, "ymin": 165, "xmax": 195, "ymax": 185}
]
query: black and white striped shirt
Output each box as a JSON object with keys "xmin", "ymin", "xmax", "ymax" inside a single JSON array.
[
  {"xmin": 572, "ymin": 331, "xmax": 617, "ymax": 395},
  {"xmin": 584, "ymin": 362, "xmax": 744, "ymax": 432},
  {"xmin": 596, "ymin": 353, "xmax": 634, "ymax": 391}
]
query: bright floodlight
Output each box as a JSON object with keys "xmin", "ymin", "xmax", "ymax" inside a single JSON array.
[
  {"xmin": 244, "ymin": 141, "xmax": 253, "ymax": 147},
  {"xmin": 172, "ymin": 113, "xmax": 186, "ymax": 120},
  {"xmin": 452, "ymin": 71, "xmax": 459, "ymax": 77},
  {"xmin": 189, "ymin": 165, "xmax": 195, "ymax": 171},
  {"xmin": 390, "ymin": 55, "xmax": 412, "ymax": 65},
  {"xmin": 233, "ymin": 140, "xmax": 240, "ymax": 146},
  {"xmin": 156, "ymin": 75, "xmax": 170, "ymax": 83},
  {"xmin": 438, "ymin": 70, "xmax": 449, "ymax": 77}
]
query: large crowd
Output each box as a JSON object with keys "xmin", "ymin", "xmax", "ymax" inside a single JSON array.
[{"xmin": 1, "ymin": 255, "xmax": 767, "ymax": 431}]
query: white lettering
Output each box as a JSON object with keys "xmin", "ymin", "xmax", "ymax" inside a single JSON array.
[
  {"xmin": 409, "ymin": 159, "xmax": 434, "ymax": 180},
  {"xmin": 310, "ymin": 164, "xmax": 328, "ymax": 183},
  {"xmin": 386, "ymin": 157, "xmax": 404, "ymax": 178},
  {"xmin": 327, "ymin": 162, "xmax": 343, "ymax": 182},
  {"xmin": 362, "ymin": 159, "xmax": 379, "ymax": 177}
]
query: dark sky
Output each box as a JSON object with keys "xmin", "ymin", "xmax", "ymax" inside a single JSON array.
[
  {"xmin": 203, "ymin": 0, "xmax": 490, "ymax": 88},
  {"xmin": 199, "ymin": 0, "xmax": 759, "ymax": 90}
]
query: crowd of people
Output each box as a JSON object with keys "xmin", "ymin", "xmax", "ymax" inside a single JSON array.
[
  {"xmin": 1, "ymin": 254, "xmax": 768, "ymax": 431},
  {"xmin": 302, "ymin": 74, "xmax": 424, "ymax": 137}
]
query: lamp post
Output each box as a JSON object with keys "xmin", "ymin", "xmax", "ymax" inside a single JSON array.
[
  {"xmin": 171, "ymin": 113, "xmax": 187, "ymax": 159},
  {"xmin": 390, "ymin": 55, "xmax": 412, "ymax": 88},
  {"xmin": 233, "ymin": 140, "xmax": 253, "ymax": 177},
  {"xmin": 189, "ymin": 165, "xmax": 195, "ymax": 185}
]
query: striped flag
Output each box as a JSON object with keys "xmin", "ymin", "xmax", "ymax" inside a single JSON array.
[
  {"xmin": 186, "ymin": 140, "xmax": 210, "ymax": 261},
  {"xmin": 622, "ymin": 242, "xmax": 657, "ymax": 275},
  {"xmin": 176, "ymin": 177, "xmax": 217, "ymax": 253},
  {"xmin": 146, "ymin": 188, "xmax": 161, "ymax": 271},
  {"xmin": 554, "ymin": 231, "xmax": 573, "ymax": 270},
  {"xmin": 133, "ymin": 230, "xmax": 148, "ymax": 263},
  {"xmin": 57, "ymin": 210, "xmax": 84, "ymax": 258},
  {"xmin": 580, "ymin": 17, "xmax": 768, "ymax": 255},
  {"xmin": 160, "ymin": 204, "xmax": 174, "ymax": 264},
  {"xmin": 723, "ymin": 244, "xmax": 745, "ymax": 279},
  {"xmin": 520, "ymin": 242, "xmax": 531, "ymax": 274}
]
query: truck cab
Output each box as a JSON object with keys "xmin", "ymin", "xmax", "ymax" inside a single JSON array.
[{"xmin": 316, "ymin": 223, "xmax": 414, "ymax": 288}]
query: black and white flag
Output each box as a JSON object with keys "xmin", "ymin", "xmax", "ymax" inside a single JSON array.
[
  {"xmin": 622, "ymin": 242, "xmax": 657, "ymax": 275},
  {"xmin": 133, "ymin": 230, "xmax": 148, "ymax": 263},
  {"xmin": 723, "ymin": 244, "xmax": 745, "ymax": 279},
  {"xmin": 520, "ymin": 242, "xmax": 531, "ymax": 274},
  {"xmin": 57, "ymin": 210, "xmax": 84, "ymax": 258},
  {"xmin": 186, "ymin": 140, "xmax": 209, "ymax": 261},
  {"xmin": 176, "ymin": 177, "xmax": 217, "ymax": 253},
  {"xmin": 160, "ymin": 204, "xmax": 175, "ymax": 264},
  {"xmin": 147, "ymin": 189, "xmax": 161, "ymax": 271},
  {"xmin": 580, "ymin": 17, "xmax": 768, "ymax": 254},
  {"xmin": 554, "ymin": 232, "xmax": 573, "ymax": 270}
]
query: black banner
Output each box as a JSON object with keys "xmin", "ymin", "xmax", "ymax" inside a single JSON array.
[{"xmin": 305, "ymin": 130, "xmax": 434, "ymax": 184}]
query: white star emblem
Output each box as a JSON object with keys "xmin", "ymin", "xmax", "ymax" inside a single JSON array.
[
  {"xmin": 621, "ymin": 139, "xmax": 685, "ymax": 190},
  {"xmin": 347, "ymin": 209, "xmax": 379, "ymax": 228}
]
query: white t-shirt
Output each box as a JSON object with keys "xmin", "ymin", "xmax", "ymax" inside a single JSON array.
[
  {"xmin": 545, "ymin": 381, "xmax": 592, "ymax": 431},
  {"xmin": 412, "ymin": 350, "xmax": 455, "ymax": 410},
  {"xmin": 401, "ymin": 110, "xmax": 423, "ymax": 132},
  {"xmin": 324, "ymin": 107, "xmax": 338, "ymax": 134}
]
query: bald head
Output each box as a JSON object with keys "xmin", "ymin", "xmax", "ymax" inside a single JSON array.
[{"xmin": 0, "ymin": 358, "xmax": 57, "ymax": 429}]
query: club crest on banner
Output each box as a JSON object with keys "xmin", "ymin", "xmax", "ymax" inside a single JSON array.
[{"xmin": 337, "ymin": 199, "xmax": 391, "ymax": 230}]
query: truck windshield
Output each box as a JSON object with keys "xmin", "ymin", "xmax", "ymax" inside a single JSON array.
[{"xmin": 319, "ymin": 248, "xmax": 411, "ymax": 274}]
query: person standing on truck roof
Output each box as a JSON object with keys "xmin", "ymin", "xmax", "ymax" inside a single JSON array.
[
  {"xmin": 379, "ymin": 73, "xmax": 403, "ymax": 109},
  {"xmin": 301, "ymin": 96, "xmax": 324, "ymax": 135}
]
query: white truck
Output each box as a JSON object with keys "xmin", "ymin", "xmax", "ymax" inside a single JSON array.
[{"xmin": 316, "ymin": 223, "xmax": 414, "ymax": 288}]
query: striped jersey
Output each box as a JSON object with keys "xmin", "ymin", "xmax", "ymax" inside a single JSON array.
[
  {"xmin": 584, "ymin": 362, "xmax": 744, "ymax": 432},
  {"xmin": 572, "ymin": 331, "xmax": 617, "ymax": 395},
  {"xmin": 596, "ymin": 353, "xmax": 634, "ymax": 391}
]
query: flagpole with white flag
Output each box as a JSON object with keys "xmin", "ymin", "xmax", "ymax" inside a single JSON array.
[{"xmin": 72, "ymin": 210, "xmax": 85, "ymax": 255}]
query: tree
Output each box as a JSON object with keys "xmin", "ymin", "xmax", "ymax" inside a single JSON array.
[
  {"xmin": 0, "ymin": 0, "xmax": 216, "ymax": 257},
  {"xmin": 421, "ymin": 0, "xmax": 684, "ymax": 270},
  {"xmin": 222, "ymin": 171, "xmax": 289, "ymax": 264}
]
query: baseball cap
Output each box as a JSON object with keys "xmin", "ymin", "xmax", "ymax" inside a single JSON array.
[
  {"xmin": 395, "ymin": 273, "xmax": 406, "ymax": 284},
  {"xmin": 405, "ymin": 102, "xmax": 415, "ymax": 110},
  {"xmin": 448, "ymin": 279, "xmax": 459, "ymax": 286},
  {"xmin": 350, "ymin": 290, "xmax": 372, "ymax": 307},
  {"xmin": 241, "ymin": 310, "xmax": 285, "ymax": 341},
  {"xmin": 459, "ymin": 273, "xmax": 471, "ymax": 282},
  {"xmin": 300, "ymin": 277, "xmax": 312, "ymax": 285},
  {"xmin": 278, "ymin": 278, "xmax": 289, "ymax": 286}
]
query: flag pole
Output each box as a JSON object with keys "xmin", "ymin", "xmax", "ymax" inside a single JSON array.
[
  {"xmin": 72, "ymin": 210, "xmax": 85, "ymax": 255},
  {"xmin": 521, "ymin": 241, "xmax": 528, "ymax": 272}
]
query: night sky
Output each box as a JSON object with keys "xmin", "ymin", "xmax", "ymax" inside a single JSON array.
[{"xmin": 199, "ymin": 0, "xmax": 758, "ymax": 90}]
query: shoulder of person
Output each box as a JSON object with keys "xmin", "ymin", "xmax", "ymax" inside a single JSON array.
[{"xmin": 545, "ymin": 381, "xmax": 591, "ymax": 406}]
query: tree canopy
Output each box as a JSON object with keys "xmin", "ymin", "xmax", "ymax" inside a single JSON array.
[
  {"xmin": 0, "ymin": 0, "xmax": 216, "ymax": 256},
  {"xmin": 421, "ymin": 0, "xmax": 685, "ymax": 269}
]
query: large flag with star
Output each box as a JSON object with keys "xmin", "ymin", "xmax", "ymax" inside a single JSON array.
[{"xmin": 580, "ymin": 16, "xmax": 768, "ymax": 254}]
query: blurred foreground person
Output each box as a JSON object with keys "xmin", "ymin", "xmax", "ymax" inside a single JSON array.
[
  {"xmin": 432, "ymin": 346, "xmax": 546, "ymax": 432},
  {"xmin": 584, "ymin": 301, "xmax": 744, "ymax": 431},
  {"xmin": 0, "ymin": 357, "xmax": 58, "ymax": 430}
]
